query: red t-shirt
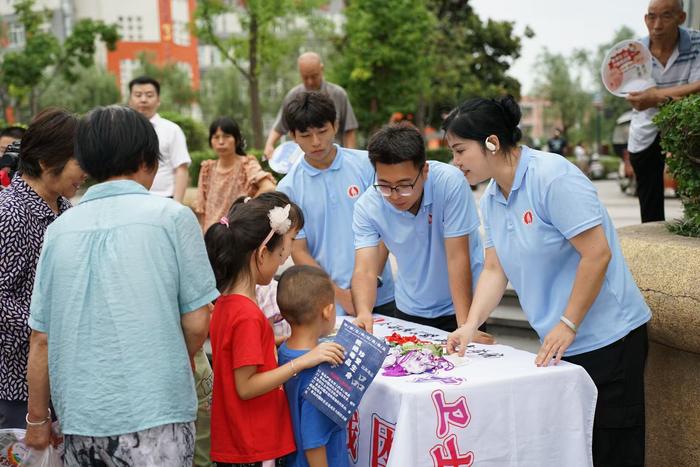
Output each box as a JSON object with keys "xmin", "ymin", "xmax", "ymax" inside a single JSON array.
[{"xmin": 210, "ymin": 294, "xmax": 295, "ymax": 463}]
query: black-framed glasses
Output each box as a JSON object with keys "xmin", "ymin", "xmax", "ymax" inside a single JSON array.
[{"xmin": 373, "ymin": 167, "xmax": 423, "ymax": 197}]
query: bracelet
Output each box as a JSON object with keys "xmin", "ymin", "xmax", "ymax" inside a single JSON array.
[
  {"xmin": 560, "ymin": 316, "xmax": 578, "ymax": 334},
  {"xmin": 25, "ymin": 408, "xmax": 51, "ymax": 427},
  {"xmin": 290, "ymin": 359, "xmax": 298, "ymax": 377}
]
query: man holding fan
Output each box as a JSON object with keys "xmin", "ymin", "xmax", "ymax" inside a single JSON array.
[{"xmin": 626, "ymin": 0, "xmax": 700, "ymax": 222}]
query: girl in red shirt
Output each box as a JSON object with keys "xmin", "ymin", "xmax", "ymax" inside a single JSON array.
[{"xmin": 205, "ymin": 192, "xmax": 345, "ymax": 467}]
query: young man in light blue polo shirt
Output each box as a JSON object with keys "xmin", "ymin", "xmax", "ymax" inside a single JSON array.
[
  {"xmin": 277, "ymin": 91, "xmax": 395, "ymax": 317},
  {"xmin": 352, "ymin": 123, "xmax": 490, "ymax": 337}
]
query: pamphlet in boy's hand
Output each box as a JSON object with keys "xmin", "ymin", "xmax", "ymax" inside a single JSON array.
[{"xmin": 303, "ymin": 320, "xmax": 389, "ymax": 427}]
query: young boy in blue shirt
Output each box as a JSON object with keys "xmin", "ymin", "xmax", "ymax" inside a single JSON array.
[
  {"xmin": 277, "ymin": 91, "xmax": 395, "ymax": 318},
  {"xmin": 277, "ymin": 265, "xmax": 349, "ymax": 467}
]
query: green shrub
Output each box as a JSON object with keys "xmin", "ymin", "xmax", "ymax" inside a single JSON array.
[
  {"xmin": 160, "ymin": 111, "xmax": 208, "ymax": 152},
  {"xmin": 654, "ymin": 95, "xmax": 700, "ymax": 237}
]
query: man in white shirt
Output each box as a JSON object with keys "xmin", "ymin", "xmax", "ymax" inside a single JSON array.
[
  {"xmin": 128, "ymin": 76, "xmax": 191, "ymax": 202},
  {"xmin": 626, "ymin": 0, "xmax": 700, "ymax": 222}
]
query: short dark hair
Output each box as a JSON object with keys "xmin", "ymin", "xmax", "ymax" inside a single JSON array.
[
  {"xmin": 75, "ymin": 106, "xmax": 160, "ymax": 182},
  {"xmin": 204, "ymin": 192, "xmax": 303, "ymax": 292},
  {"xmin": 367, "ymin": 122, "xmax": 425, "ymax": 168},
  {"xmin": 283, "ymin": 91, "xmax": 336, "ymax": 134},
  {"xmin": 128, "ymin": 75, "xmax": 161, "ymax": 95},
  {"xmin": 209, "ymin": 116, "xmax": 246, "ymax": 155},
  {"xmin": 277, "ymin": 265, "xmax": 334, "ymax": 325},
  {"xmin": 442, "ymin": 95, "xmax": 522, "ymax": 152},
  {"xmin": 0, "ymin": 126, "xmax": 26, "ymax": 140},
  {"xmin": 17, "ymin": 108, "xmax": 78, "ymax": 178}
]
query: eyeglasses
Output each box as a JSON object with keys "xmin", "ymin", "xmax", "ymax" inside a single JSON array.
[{"xmin": 373, "ymin": 167, "xmax": 423, "ymax": 197}]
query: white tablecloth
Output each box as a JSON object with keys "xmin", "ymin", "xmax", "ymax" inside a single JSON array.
[{"xmin": 342, "ymin": 316, "xmax": 597, "ymax": 467}]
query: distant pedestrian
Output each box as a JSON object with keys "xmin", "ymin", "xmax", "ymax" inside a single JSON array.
[
  {"xmin": 574, "ymin": 141, "xmax": 590, "ymax": 175},
  {"xmin": 547, "ymin": 128, "xmax": 568, "ymax": 156},
  {"xmin": 264, "ymin": 52, "xmax": 358, "ymax": 159}
]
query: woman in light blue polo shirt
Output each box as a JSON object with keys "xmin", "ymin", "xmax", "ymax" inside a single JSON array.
[{"xmin": 444, "ymin": 96, "xmax": 651, "ymax": 466}]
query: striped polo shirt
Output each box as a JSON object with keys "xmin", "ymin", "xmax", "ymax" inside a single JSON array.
[{"xmin": 628, "ymin": 27, "xmax": 700, "ymax": 153}]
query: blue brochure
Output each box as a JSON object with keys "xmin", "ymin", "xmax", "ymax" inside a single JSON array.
[{"xmin": 303, "ymin": 320, "xmax": 389, "ymax": 427}]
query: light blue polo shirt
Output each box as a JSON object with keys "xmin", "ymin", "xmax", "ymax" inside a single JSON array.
[
  {"xmin": 278, "ymin": 145, "xmax": 394, "ymax": 315},
  {"xmin": 353, "ymin": 160, "xmax": 483, "ymax": 319},
  {"xmin": 28, "ymin": 180, "xmax": 220, "ymax": 436},
  {"xmin": 481, "ymin": 146, "xmax": 651, "ymax": 356}
]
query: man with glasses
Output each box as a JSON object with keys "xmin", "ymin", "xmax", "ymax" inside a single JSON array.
[
  {"xmin": 626, "ymin": 0, "xmax": 700, "ymax": 222},
  {"xmin": 278, "ymin": 91, "xmax": 395, "ymax": 317},
  {"xmin": 352, "ymin": 123, "xmax": 492, "ymax": 339}
]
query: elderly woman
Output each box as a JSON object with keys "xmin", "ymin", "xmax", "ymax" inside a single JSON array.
[
  {"xmin": 0, "ymin": 109, "xmax": 83, "ymax": 428},
  {"xmin": 24, "ymin": 106, "xmax": 218, "ymax": 465}
]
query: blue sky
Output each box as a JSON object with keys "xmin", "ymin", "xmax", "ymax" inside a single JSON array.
[{"xmin": 470, "ymin": 0, "xmax": 649, "ymax": 94}]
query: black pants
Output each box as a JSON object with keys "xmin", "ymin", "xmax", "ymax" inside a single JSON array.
[
  {"xmin": 629, "ymin": 137, "xmax": 665, "ymax": 222},
  {"xmin": 372, "ymin": 300, "xmax": 397, "ymax": 317},
  {"xmin": 564, "ymin": 324, "xmax": 648, "ymax": 467},
  {"xmin": 0, "ymin": 399, "xmax": 27, "ymax": 429}
]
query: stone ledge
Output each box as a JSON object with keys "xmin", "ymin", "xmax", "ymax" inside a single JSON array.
[{"xmin": 617, "ymin": 222, "xmax": 700, "ymax": 354}]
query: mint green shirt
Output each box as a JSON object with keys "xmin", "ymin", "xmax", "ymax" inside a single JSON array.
[{"xmin": 28, "ymin": 180, "xmax": 219, "ymax": 436}]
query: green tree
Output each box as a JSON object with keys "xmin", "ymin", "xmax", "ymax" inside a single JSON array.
[
  {"xmin": 132, "ymin": 52, "xmax": 198, "ymax": 114},
  {"xmin": 0, "ymin": 0, "xmax": 118, "ymax": 119},
  {"xmin": 333, "ymin": 0, "xmax": 433, "ymax": 136},
  {"xmin": 533, "ymin": 49, "xmax": 592, "ymax": 143},
  {"xmin": 194, "ymin": 0, "xmax": 331, "ymax": 149},
  {"xmin": 199, "ymin": 66, "xmax": 249, "ymax": 129},
  {"xmin": 38, "ymin": 65, "xmax": 120, "ymax": 113},
  {"xmin": 424, "ymin": 0, "xmax": 531, "ymax": 126}
]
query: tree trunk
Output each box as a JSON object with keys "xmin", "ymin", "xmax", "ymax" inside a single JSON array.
[{"xmin": 248, "ymin": 13, "xmax": 264, "ymax": 149}]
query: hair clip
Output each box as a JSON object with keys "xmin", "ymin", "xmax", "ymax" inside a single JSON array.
[
  {"xmin": 261, "ymin": 204, "xmax": 292, "ymax": 247},
  {"xmin": 219, "ymin": 216, "xmax": 230, "ymax": 228}
]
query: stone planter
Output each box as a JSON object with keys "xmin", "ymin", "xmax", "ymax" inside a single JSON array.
[{"xmin": 617, "ymin": 222, "xmax": 700, "ymax": 467}]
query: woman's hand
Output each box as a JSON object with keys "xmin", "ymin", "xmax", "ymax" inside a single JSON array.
[
  {"xmin": 447, "ymin": 324, "xmax": 478, "ymax": 356},
  {"xmin": 299, "ymin": 342, "xmax": 345, "ymax": 369},
  {"xmin": 472, "ymin": 330, "xmax": 496, "ymax": 345},
  {"xmin": 24, "ymin": 418, "xmax": 52, "ymax": 450},
  {"xmin": 535, "ymin": 322, "xmax": 576, "ymax": 367}
]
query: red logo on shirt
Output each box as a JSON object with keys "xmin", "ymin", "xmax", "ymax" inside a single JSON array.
[
  {"xmin": 428, "ymin": 213, "xmax": 433, "ymax": 225},
  {"xmin": 348, "ymin": 184, "xmax": 360, "ymax": 199},
  {"xmin": 523, "ymin": 210, "xmax": 534, "ymax": 225}
]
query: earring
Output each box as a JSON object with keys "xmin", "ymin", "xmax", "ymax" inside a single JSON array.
[{"xmin": 485, "ymin": 139, "xmax": 497, "ymax": 152}]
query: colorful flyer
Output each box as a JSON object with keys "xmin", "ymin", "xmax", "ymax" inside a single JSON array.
[
  {"xmin": 303, "ymin": 320, "xmax": 389, "ymax": 427},
  {"xmin": 601, "ymin": 39, "xmax": 655, "ymax": 97}
]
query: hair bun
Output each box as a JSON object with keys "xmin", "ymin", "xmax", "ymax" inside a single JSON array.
[{"xmin": 498, "ymin": 95, "xmax": 522, "ymax": 129}]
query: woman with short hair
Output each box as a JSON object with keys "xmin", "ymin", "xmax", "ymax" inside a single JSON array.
[{"xmin": 0, "ymin": 108, "xmax": 83, "ymax": 428}]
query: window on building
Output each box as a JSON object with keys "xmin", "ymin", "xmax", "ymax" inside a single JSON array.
[{"xmin": 8, "ymin": 22, "xmax": 25, "ymax": 47}]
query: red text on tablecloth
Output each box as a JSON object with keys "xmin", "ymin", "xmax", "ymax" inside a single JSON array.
[
  {"xmin": 370, "ymin": 413, "xmax": 395, "ymax": 467},
  {"xmin": 430, "ymin": 434, "xmax": 475, "ymax": 467},
  {"xmin": 347, "ymin": 411, "xmax": 360, "ymax": 463},
  {"xmin": 429, "ymin": 390, "xmax": 475, "ymax": 467}
]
